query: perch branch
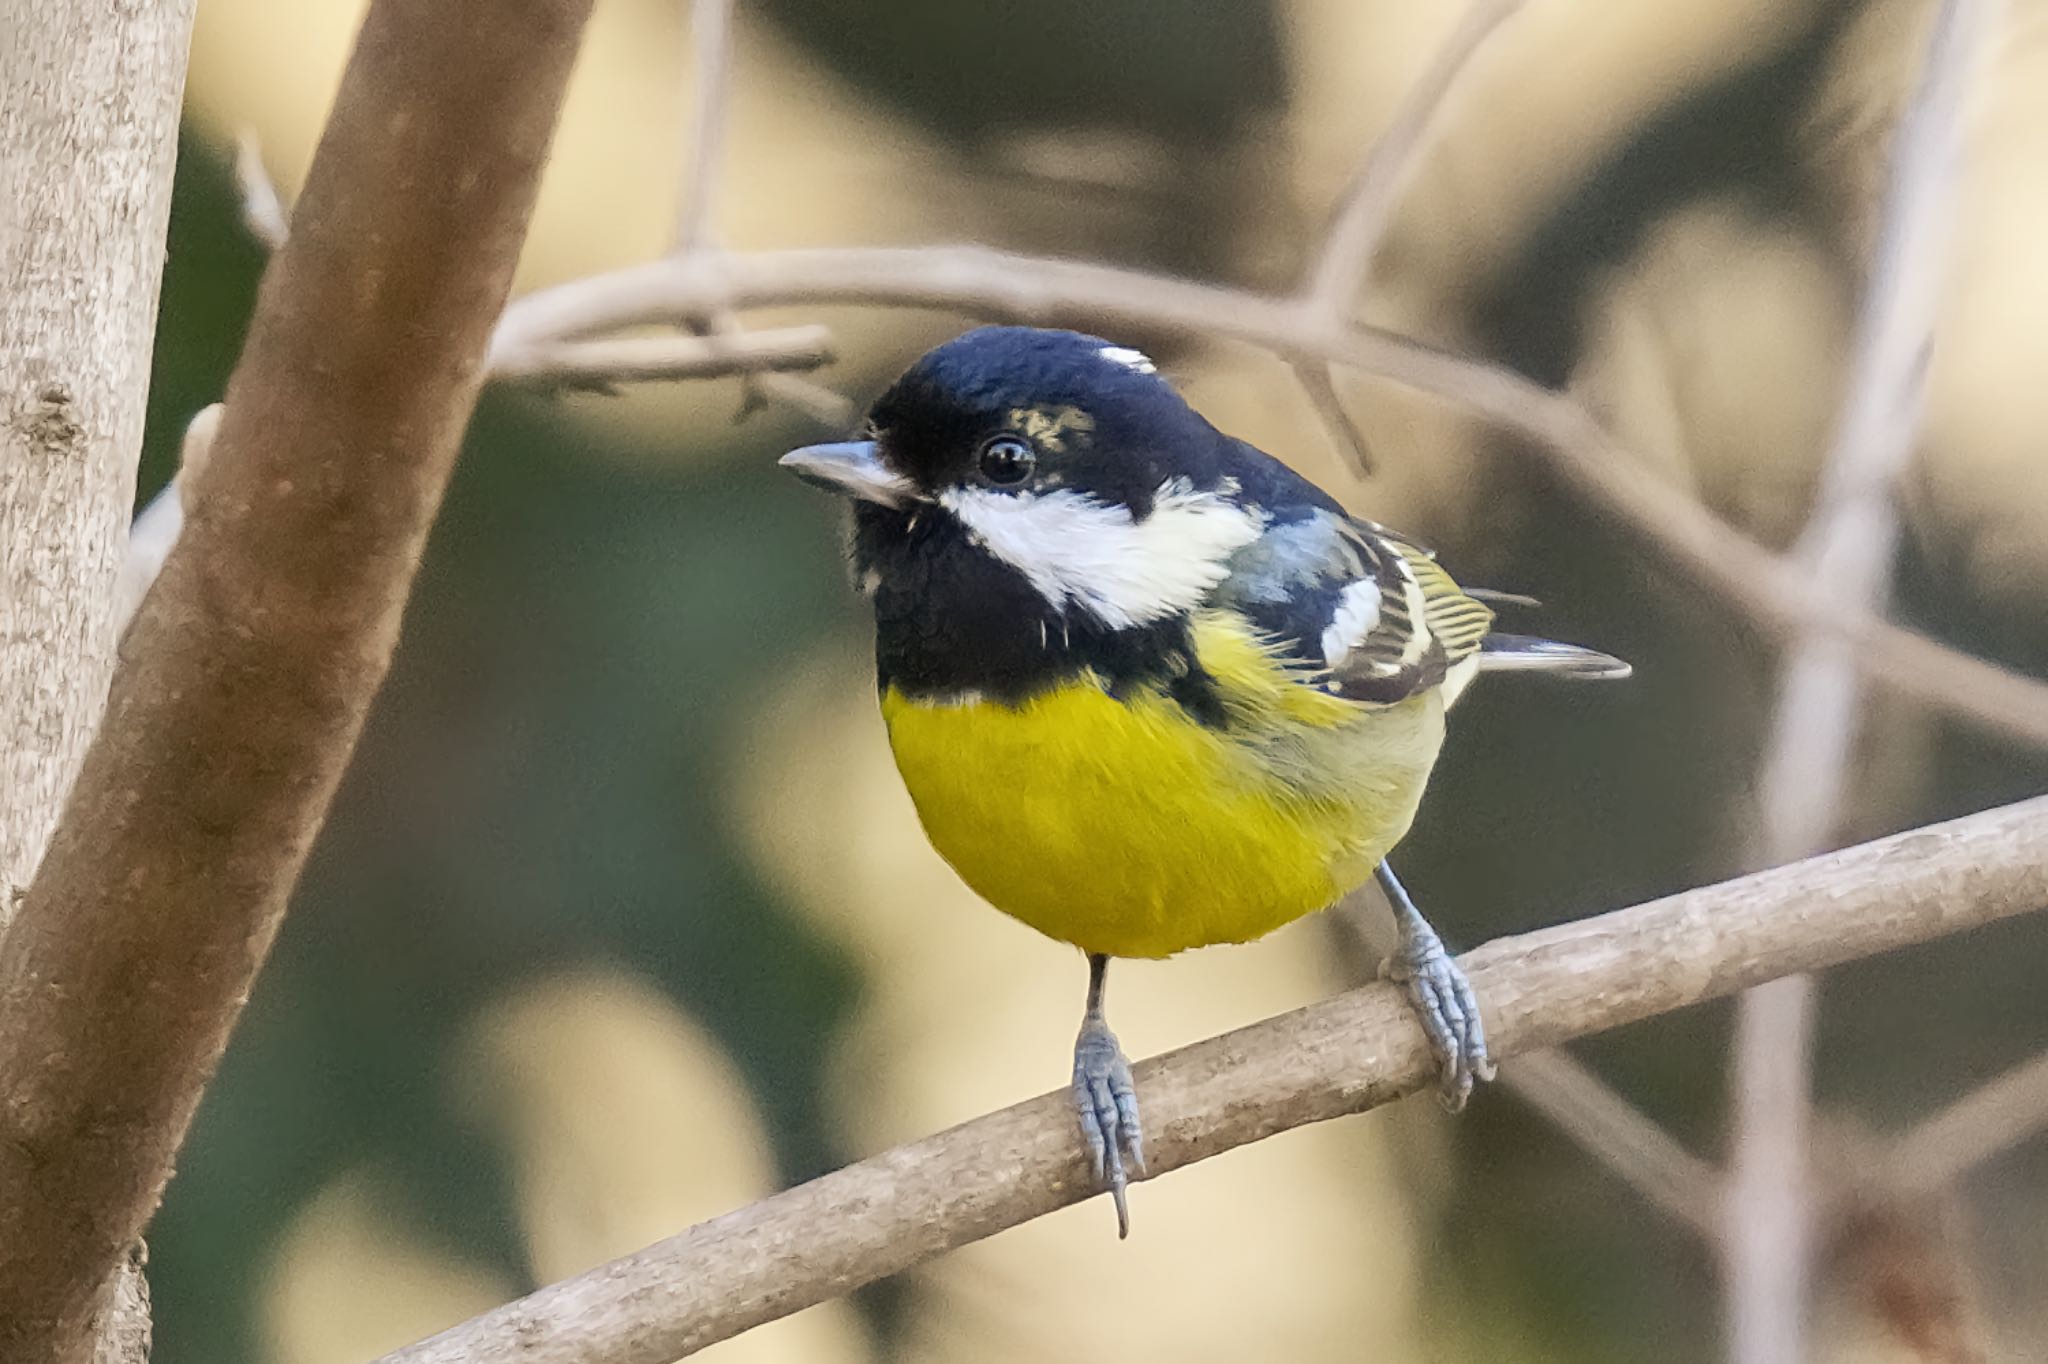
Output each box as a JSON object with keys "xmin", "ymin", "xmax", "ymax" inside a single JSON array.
[
  {"xmin": 1334, "ymin": 893, "xmax": 1721, "ymax": 1237},
  {"xmin": 377, "ymin": 796, "xmax": 2048, "ymax": 1364},
  {"xmin": 0, "ymin": 2, "xmax": 595, "ymax": 1360},
  {"xmin": 491, "ymin": 244, "xmax": 2048, "ymax": 747},
  {"xmin": 1725, "ymin": 2, "xmax": 1992, "ymax": 1359}
]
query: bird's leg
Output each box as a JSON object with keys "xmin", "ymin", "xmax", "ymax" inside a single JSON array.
[
  {"xmin": 1072, "ymin": 952, "xmax": 1145, "ymax": 1238},
  {"xmin": 1376, "ymin": 861, "xmax": 1496, "ymax": 1110}
]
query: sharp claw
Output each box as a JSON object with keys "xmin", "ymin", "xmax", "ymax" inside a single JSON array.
[{"xmin": 1074, "ymin": 1017, "xmax": 1145, "ymax": 1236}]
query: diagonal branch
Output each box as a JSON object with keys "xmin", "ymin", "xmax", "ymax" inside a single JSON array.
[
  {"xmin": 1503, "ymin": 1048, "xmax": 1724, "ymax": 1237},
  {"xmin": 0, "ymin": 2, "xmax": 596, "ymax": 1359},
  {"xmin": 1879, "ymin": 1049, "xmax": 2048, "ymax": 1199},
  {"xmin": 377, "ymin": 796, "xmax": 2048, "ymax": 1364},
  {"xmin": 490, "ymin": 244, "xmax": 2048, "ymax": 748},
  {"xmin": 1304, "ymin": 0, "xmax": 1523, "ymax": 317}
]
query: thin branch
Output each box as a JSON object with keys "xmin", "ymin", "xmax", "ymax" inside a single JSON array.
[
  {"xmin": 0, "ymin": 2, "xmax": 595, "ymax": 1360},
  {"xmin": 664, "ymin": 0, "xmax": 852, "ymax": 425},
  {"xmin": 490, "ymin": 243, "xmax": 2048, "ymax": 747},
  {"xmin": 1724, "ymin": 3, "xmax": 1995, "ymax": 1360},
  {"xmin": 229, "ymin": 107, "xmax": 834, "ymax": 397},
  {"xmin": 485, "ymin": 326, "xmax": 836, "ymax": 387},
  {"xmin": 1880, "ymin": 1049, "xmax": 2048, "ymax": 1198},
  {"xmin": 377, "ymin": 796, "xmax": 2048, "ymax": 1364},
  {"xmin": 1504, "ymin": 1049, "xmax": 1724, "ymax": 1237},
  {"xmin": 1725, "ymin": 975, "xmax": 1820, "ymax": 1364},
  {"xmin": 1290, "ymin": 359, "xmax": 1375, "ymax": 476},
  {"xmin": 1305, "ymin": 0, "xmax": 1523, "ymax": 317},
  {"xmin": 673, "ymin": 0, "xmax": 735, "ymax": 257}
]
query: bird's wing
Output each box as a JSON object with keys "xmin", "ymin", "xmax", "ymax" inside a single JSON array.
[{"xmin": 1212, "ymin": 509, "xmax": 1493, "ymax": 706}]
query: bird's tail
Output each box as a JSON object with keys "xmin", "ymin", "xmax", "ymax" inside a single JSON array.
[{"xmin": 1475, "ymin": 633, "xmax": 1632, "ymax": 680}]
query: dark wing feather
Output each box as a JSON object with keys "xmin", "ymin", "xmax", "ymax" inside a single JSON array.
[{"xmin": 1210, "ymin": 509, "xmax": 1493, "ymax": 706}]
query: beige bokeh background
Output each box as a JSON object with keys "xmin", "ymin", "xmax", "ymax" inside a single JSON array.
[{"xmin": 176, "ymin": 0, "xmax": 2048, "ymax": 1359}]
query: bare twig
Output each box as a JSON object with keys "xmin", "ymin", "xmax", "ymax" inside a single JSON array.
[
  {"xmin": 0, "ymin": 2, "xmax": 595, "ymax": 1359},
  {"xmin": 666, "ymin": 0, "xmax": 851, "ymax": 425},
  {"xmin": 1880, "ymin": 1049, "xmax": 2048, "ymax": 1198},
  {"xmin": 485, "ymin": 326, "xmax": 835, "ymax": 387},
  {"xmin": 1724, "ymin": 4, "xmax": 1996, "ymax": 1360},
  {"xmin": 1505, "ymin": 1049, "xmax": 1724, "ymax": 1237},
  {"xmin": 376, "ymin": 795, "xmax": 2048, "ymax": 1364},
  {"xmin": 673, "ymin": 0, "xmax": 735, "ymax": 257},
  {"xmin": 1289, "ymin": 359, "xmax": 1376, "ymax": 476},
  {"xmin": 491, "ymin": 243, "xmax": 2048, "ymax": 747},
  {"xmin": 1305, "ymin": 0, "xmax": 1523, "ymax": 317}
]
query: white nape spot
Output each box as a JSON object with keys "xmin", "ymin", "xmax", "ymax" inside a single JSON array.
[
  {"xmin": 1320, "ymin": 578, "xmax": 1384, "ymax": 667},
  {"xmin": 1097, "ymin": 345, "xmax": 1156, "ymax": 374},
  {"xmin": 940, "ymin": 478, "xmax": 1265, "ymax": 629},
  {"xmin": 857, "ymin": 567, "xmax": 883, "ymax": 598}
]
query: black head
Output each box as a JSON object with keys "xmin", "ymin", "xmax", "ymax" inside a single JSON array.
[
  {"xmin": 860, "ymin": 326, "xmax": 1229, "ymax": 514},
  {"xmin": 779, "ymin": 326, "xmax": 1303, "ymax": 706}
]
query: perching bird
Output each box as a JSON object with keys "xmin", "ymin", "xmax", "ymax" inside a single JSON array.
[{"xmin": 782, "ymin": 326, "xmax": 1627, "ymax": 1236}]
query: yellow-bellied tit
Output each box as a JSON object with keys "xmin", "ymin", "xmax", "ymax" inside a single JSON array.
[{"xmin": 782, "ymin": 326, "xmax": 1628, "ymax": 1236}]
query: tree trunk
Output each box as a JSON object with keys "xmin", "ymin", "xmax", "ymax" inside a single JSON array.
[{"xmin": 1, "ymin": 2, "xmax": 199, "ymax": 1360}]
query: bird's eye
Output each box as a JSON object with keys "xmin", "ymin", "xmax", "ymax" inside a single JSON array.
[{"xmin": 977, "ymin": 434, "xmax": 1035, "ymax": 486}]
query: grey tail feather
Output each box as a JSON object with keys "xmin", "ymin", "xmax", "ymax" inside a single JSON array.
[
  {"xmin": 1464, "ymin": 587, "xmax": 1543, "ymax": 608},
  {"xmin": 1477, "ymin": 633, "xmax": 1632, "ymax": 680}
]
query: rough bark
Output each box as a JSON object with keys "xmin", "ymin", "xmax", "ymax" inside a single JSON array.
[
  {"xmin": 0, "ymin": 0, "xmax": 195, "ymax": 910},
  {"xmin": 0, "ymin": 0, "xmax": 595, "ymax": 1359},
  {"xmin": 1, "ymin": 4, "xmax": 200, "ymax": 1360}
]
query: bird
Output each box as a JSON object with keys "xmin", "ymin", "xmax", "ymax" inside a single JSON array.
[{"xmin": 781, "ymin": 325, "xmax": 1628, "ymax": 1236}]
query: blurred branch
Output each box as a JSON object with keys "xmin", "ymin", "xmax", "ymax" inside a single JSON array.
[
  {"xmin": 486, "ymin": 327, "xmax": 836, "ymax": 388},
  {"xmin": 378, "ymin": 797, "xmax": 2048, "ymax": 1364},
  {"xmin": 1880, "ymin": 1050, "xmax": 2048, "ymax": 1199},
  {"xmin": 494, "ymin": 243, "xmax": 2048, "ymax": 748},
  {"xmin": 0, "ymin": 2, "xmax": 595, "ymax": 1361},
  {"xmin": 1289, "ymin": 359, "xmax": 1376, "ymax": 477},
  {"xmin": 1725, "ymin": 3, "xmax": 1996, "ymax": 1360},
  {"xmin": 668, "ymin": 0, "xmax": 852, "ymax": 425},
  {"xmin": 673, "ymin": 0, "xmax": 734, "ymax": 257},
  {"xmin": 1304, "ymin": 0, "xmax": 1523, "ymax": 319},
  {"xmin": 1504, "ymin": 1049, "xmax": 1724, "ymax": 1237}
]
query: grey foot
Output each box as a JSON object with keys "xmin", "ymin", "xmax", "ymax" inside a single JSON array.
[
  {"xmin": 1382, "ymin": 923, "xmax": 1496, "ymax": 1111},
  {"xmin": 1073, "ymin": 1016, "xmax": 1145, "ymax": 1237}
]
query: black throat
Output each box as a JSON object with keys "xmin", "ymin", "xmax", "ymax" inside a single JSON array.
[{"xmin": 853, "ymin": 504, "xmax": 1227, "ymax": 724}]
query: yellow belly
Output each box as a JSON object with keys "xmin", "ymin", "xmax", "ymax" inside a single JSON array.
[{"xmin": 880, "ymin": 615, "xmax": 1446, "ymax": 958}]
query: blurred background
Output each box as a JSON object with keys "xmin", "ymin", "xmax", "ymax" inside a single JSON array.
[{"xmin": 143, "ymin": 0, "xmax": 2048, "ymax": 1360}]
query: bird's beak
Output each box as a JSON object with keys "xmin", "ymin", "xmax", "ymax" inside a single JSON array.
[{"xmin": 778, "ymin": 441, "xmax": 918, "ymax": 509}]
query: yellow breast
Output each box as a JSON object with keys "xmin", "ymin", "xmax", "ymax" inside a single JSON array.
[{"xmin": 880, "ymin": 611, "xmax": 1446, "ymax": 958}]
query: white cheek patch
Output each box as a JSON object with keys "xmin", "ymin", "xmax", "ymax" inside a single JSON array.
[
  {"xmin": 940, "ymin": 480, "xmax": 1265, "ymax": 629},
  {"xmin": 1320, "ymin": 578, "xmax": 1384, "ymax": 666},
  {"xmin": 1097, "ymin": 345, "xmax": 1156, "ymax": 374}
]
